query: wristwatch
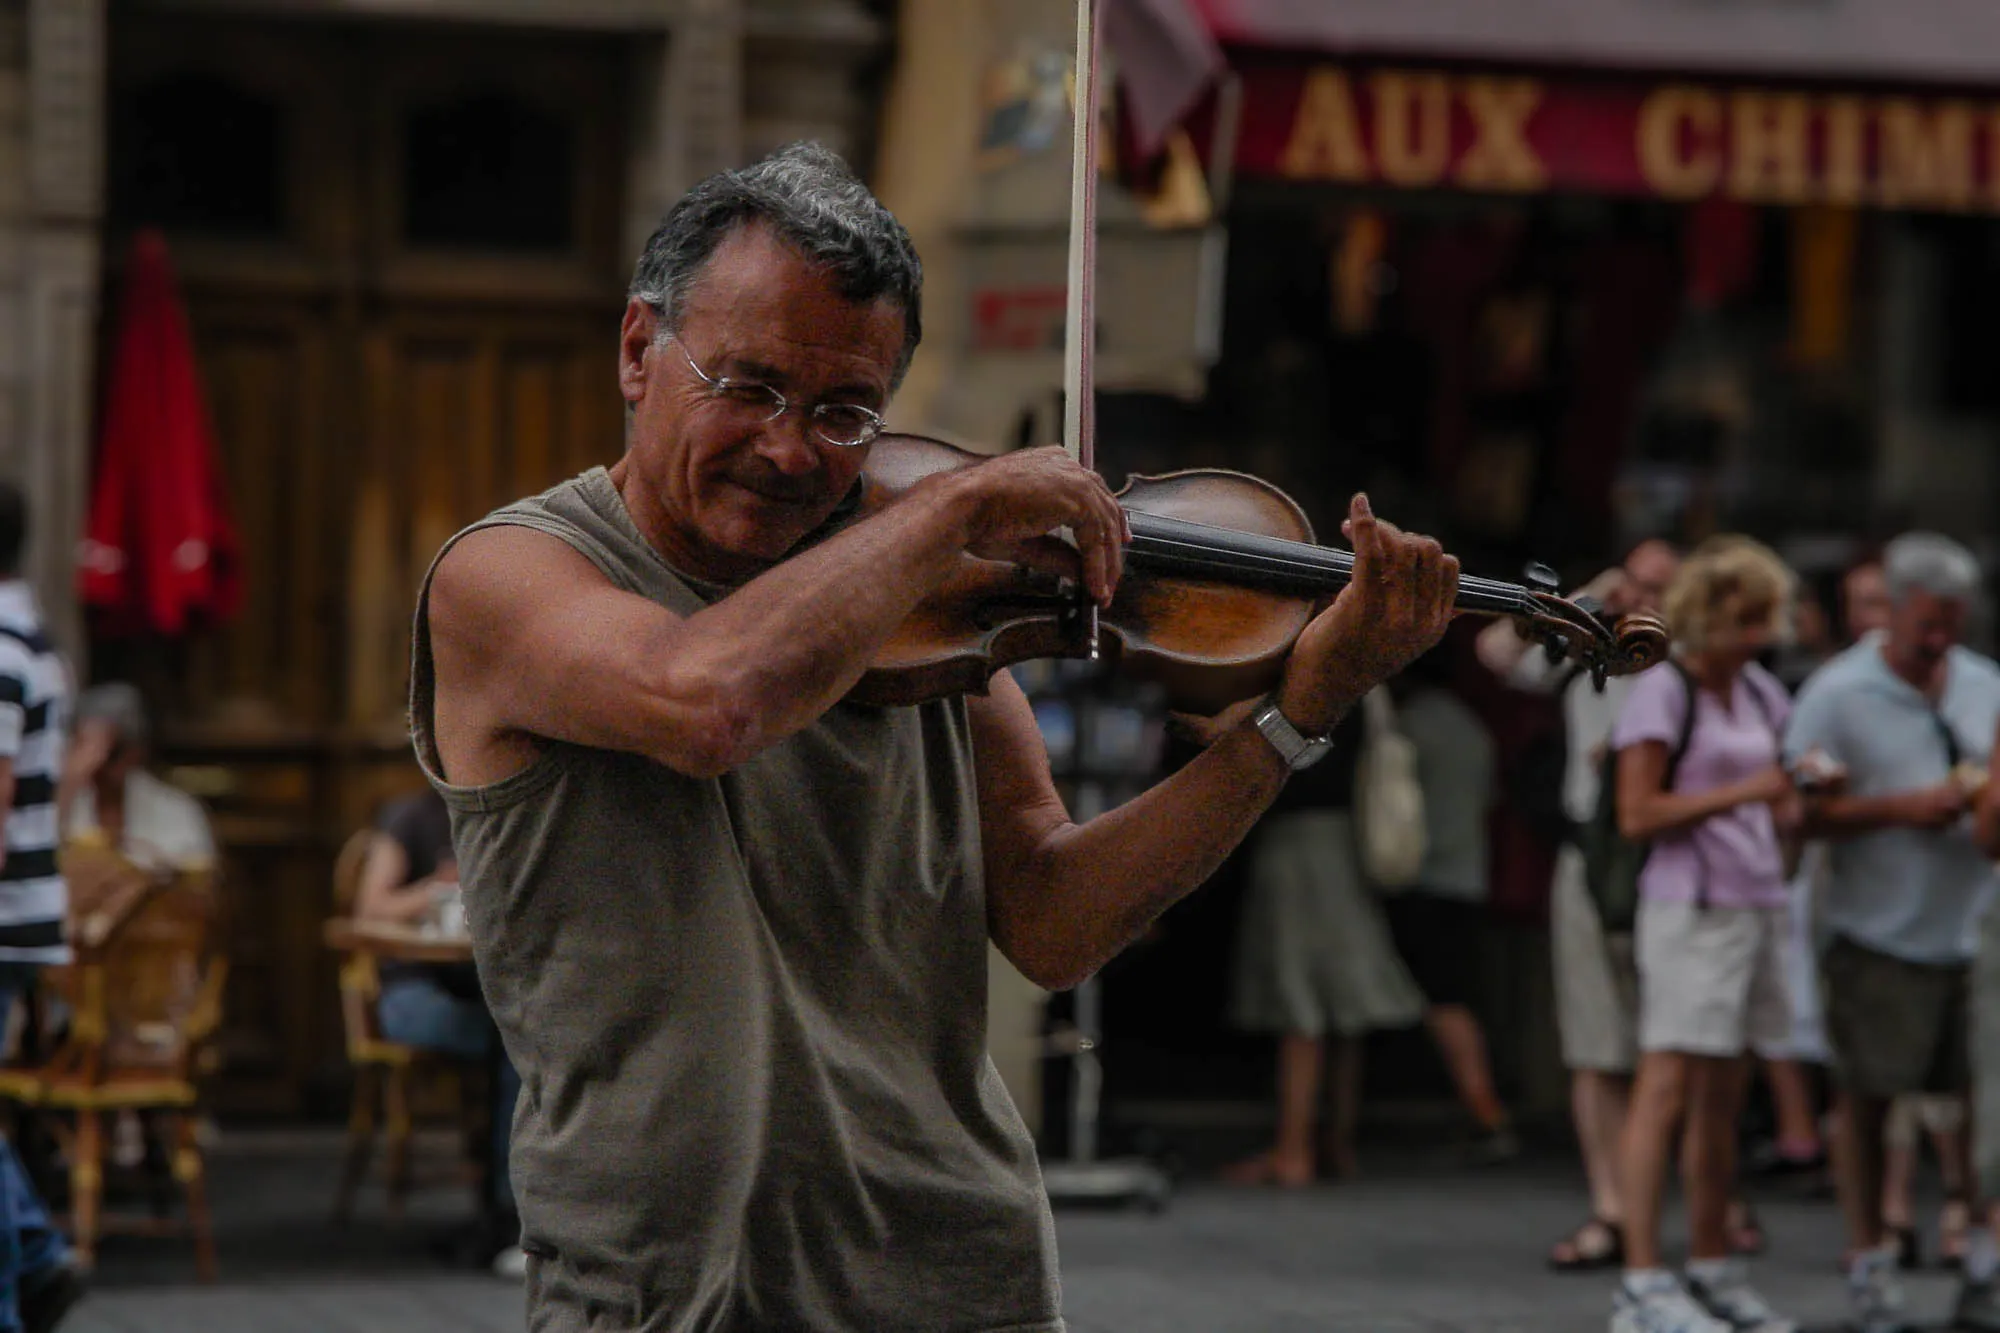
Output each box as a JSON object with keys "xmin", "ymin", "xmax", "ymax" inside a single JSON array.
[{"xmin": 1251, "ymin": 695, "xmax": 1334, "ymax": 771}]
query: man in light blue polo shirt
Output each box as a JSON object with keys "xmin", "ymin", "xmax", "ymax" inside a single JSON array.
[{"xmin": 1785, "ymin": 532, "xmax": 2000, "ymax": 1333}]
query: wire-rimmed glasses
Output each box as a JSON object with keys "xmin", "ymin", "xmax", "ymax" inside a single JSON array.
[{"xmin": 670, "ymin": 337, "xmax": 886, "ymax": 449}]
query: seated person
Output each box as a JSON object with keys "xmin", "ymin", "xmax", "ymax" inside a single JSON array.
[
  {"xmin": 57, "ymin": 684, "xmax": 218, "ymax": 1173},
  {"xmin": 59, "ymin": 684, "xmax": 214, "ymax": 875},
  {"xmin": 355, "ymin": 790, "xmax": 521, "ymax": 1275}
]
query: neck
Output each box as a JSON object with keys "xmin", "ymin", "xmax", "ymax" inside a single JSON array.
[
  {"xmin": 1882, "ymin": 640, "xmax": 1946, "ymax": 695},
  {"xmin": 1683, "ymin": 650, "xmax": 1740, "ymax": 694},
  {"xmin": 607, "ymin": 456, "xmax": 768, "ymax": 588}
]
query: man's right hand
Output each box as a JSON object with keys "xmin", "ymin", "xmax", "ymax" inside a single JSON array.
[
  {"xmin": 1899, "ymin": 782, "xmax": 1971, "ymax": 831},
  {"xmin": 930, "ymin": 445, "xmax": 1131, "ymax": 608}
]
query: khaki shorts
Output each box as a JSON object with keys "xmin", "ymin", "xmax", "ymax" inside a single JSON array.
[
  {"xmin": 1637, "ymin": 900, "xmax": 1793, "ymax": 1058},
  {"xmin": 1551, "ymin": 845, "xmax": 1638, "ymax": 1074},
  {"xmin": 1821, "ymin": 934, "xmax": 1969, "ymax": 1099}
]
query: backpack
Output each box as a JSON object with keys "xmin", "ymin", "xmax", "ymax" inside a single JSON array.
[
  {"xmin": 1580, "ymin": 662, "xmax": 1783, "ymax": 933},
  {"xmin": 1355, "ymin": 687, "xmax": 1426, "ymax": 890}
]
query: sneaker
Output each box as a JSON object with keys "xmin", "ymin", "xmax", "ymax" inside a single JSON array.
[
  {"xmin": 1611, "ymin": 1275, "xmax": 1732, "ymax": 1333},
  {"xmin": 1954, "ymin": 1278, "xmax": 2000, "ymax": 1333},
  {"xmin": 1685, "ymin": 1260, "xmax": 1796, "ymax": 1332},
  {"xmin": 1847, "ymin": 1249, "xmax": 1912, "ymax": 1333}
]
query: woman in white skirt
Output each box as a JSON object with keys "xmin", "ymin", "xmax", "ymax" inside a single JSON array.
[{"xmin": 1226, "ymin": 708, "xmax": 1423, "ymax": 1185}]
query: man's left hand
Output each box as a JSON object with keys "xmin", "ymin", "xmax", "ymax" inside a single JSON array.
[{"xmin": 1275, "ymin": 494, "xmax": 1458, "ymax": 732}]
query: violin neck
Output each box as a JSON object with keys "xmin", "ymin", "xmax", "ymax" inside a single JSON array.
[{"xmin": 1124, "ymin": 511, "xmax": 1532, "ymax": 618}]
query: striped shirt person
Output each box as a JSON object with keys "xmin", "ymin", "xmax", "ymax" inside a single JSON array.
[{"xmin": 0, "ymin": 576, "xmax": 67, "ymax": 964}]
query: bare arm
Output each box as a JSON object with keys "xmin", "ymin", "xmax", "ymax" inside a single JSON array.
[
  {"xmin": 973, "ymin": 674, "xmax": 1299, "ymax": 991},
  {"xmin": 353, "ymin": 836, "xmax": 446, "ymax": 927},
  {"xmin": 977, "ymin": 494, "xmax": 1457, "ymax": 991},
  {"xmin": 429, "ymin": 447, "xmax": 1129, "ymax": 783},
  {"xmin": 1616, "ymin": 740, "xmax": 1788, "ymax": 842},
  {"xmin": 1811, "ymin": 784, "xmax": 1967, "ymax": 839}
]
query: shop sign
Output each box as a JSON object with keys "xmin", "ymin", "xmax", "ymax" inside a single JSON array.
[{"xmin": 1217, "ymin": 60, "xmax": 2000, "ymax": 212}]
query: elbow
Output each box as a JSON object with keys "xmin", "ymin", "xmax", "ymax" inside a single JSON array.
[{"xmin": 648, "ymin": 664, "xmax": 767, "ymax": 779}]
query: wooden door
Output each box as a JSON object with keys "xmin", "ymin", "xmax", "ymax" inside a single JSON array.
[{"xmin": 102, "ymin": 13, "xmax": 632, "ymax": 1114}]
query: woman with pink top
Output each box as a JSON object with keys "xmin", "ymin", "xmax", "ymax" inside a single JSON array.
[{"xmin": 1607, "ymin": 538, "xmax": 1802, "ymax": 1333}]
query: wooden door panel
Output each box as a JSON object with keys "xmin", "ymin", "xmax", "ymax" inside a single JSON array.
[{"xmin": 183, "ymin": 307, "xmax": 342, "ymax": 729}]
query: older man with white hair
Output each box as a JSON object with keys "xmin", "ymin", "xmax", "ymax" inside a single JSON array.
[{"xmin": 1785, "ymin": 532, "xmax": 2000, "ymax": 1333}]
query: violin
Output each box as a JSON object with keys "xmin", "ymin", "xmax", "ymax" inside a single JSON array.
[{"xmin": 848, "ymin": 432, "xmax": 1670, "ymax": 712}]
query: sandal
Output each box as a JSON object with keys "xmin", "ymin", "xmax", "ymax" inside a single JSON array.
[
  {"xmin": 1727, "ymin": 1198, "xmax": 1768, "ymax": 1257},
  {"xmin": 1940, "ymin": 1195, "xmax": 1972, "ymax": 1270},
  {"xmin": 1547, "ymin": 1216, "xmax": 1625, "ymax": 1272}
]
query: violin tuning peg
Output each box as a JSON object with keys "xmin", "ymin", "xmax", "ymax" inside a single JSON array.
[{"xmin": 1523, "ymin": 562, "xmax": 1560, "ymax": 594}]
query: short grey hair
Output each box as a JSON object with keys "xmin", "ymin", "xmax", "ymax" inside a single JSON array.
[
  {"xmin": 1883, "ymin": 532, "xmax": 1982, "ymax": 604},
  {"xmin": 75, "ymin": 682, "xmax": 149, "ymax": 752},
  {"xmin": 628, "ymin": 141, "xmax": 923, "ymax": 387}
]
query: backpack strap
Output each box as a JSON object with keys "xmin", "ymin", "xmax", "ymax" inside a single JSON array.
[{"xmin": 1662, "ymin": 659, "xmax": 1701, "ymax": 791}]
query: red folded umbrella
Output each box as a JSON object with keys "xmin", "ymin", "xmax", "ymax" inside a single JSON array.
[{"xmin": 80, "ymin": 230, "xmax": 242, "ymax": 638}]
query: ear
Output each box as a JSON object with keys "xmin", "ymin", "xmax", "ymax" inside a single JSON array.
[{"xmin": 619, "ymin": 299, "xmax": 661, "ymax": 405}]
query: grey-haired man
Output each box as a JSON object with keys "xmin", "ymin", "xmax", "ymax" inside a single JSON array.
[{"xmin": 1785, "ymin": 532, "xmax": 2000, "ymax": 1333}]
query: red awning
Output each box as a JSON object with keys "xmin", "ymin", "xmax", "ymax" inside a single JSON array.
[{"xmin": 80, "ymin": 231, "xmax": 243, "ymax": 638}]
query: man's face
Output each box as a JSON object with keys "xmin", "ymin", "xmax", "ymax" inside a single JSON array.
[
  {"xmin": 1886, "ymin": 588, "xmax": 1967, "ymax": 676},
  {"xmin": 617, "ymin": 225, "xmax": 907, "ymax": 580},
  {"xmin": 1619, "ymin": 540, "xmax": 1679, "ymax": 617},
  {"xmin": 1842, "ymin": 563, "xmax": 1892, "ymax": 640}
]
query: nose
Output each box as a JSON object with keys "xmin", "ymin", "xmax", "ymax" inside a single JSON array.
[{"xmin": 753, "ymin": 411, "xmax": 823, "ymax": 477}]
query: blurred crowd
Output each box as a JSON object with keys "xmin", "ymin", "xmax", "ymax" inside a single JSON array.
[{"xmin": 1221, "ymin": 526, "xmax": 2000, "ymax": 1333}]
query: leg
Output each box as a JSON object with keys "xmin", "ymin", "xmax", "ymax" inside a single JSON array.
[
  {"xmin": 1619, "ymin": 1051, "xmax": 1689, "ymax": 1272},
  {"xmin": 1576, "ymin": 1069, "xmax": 1632, "ymax": 1225},
  {"xmin": 1836, "ymin": 1090, "xmax": 1893, "ymax": 1258},
  {"xmin": 1423, "ymin": 1004, "xmax": 1509, "ymax": 1133},
  {"xmin": 1928, "ymin": 1098, "xmax": 1974, "ymax": 1265},
  {"xmin": 1224, "ymin": 1032, "xmax": 1323, "ymax": 1187},
  {"xmin": 1683, "ymin": 1055, "xmax": 1754, "ymax": 1263},
  {"xmin": 1319, "ymin": 1033, "xmax": 1363, "ymax": 1181},
  {"xmin": 1880, "ymin": 1097, "xmax": 1918, "ymax": 1231},
  {"xmin": 1763, "ymin": 1056, "xmax": 1824, "ymax": 1159},
  {"xmin": 1269, "ymin": 1032, "xmax": 1323, "ymax": 1185}
]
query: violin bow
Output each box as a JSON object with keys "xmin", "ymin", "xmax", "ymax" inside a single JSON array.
[{"xmin": 1063, "ymin": 0, "xmax": 1104, "ymax": 658}]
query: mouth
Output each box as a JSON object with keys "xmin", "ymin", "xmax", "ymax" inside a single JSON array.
[{"xmin": 730, "ymin": 477, "xmax": 825, "ymax": 508}]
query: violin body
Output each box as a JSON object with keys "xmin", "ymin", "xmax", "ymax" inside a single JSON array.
[
  {"xmin": 851, "ymin": 433, "xmax": 1317, "ymax": 712},
  {"xmin": 845, "ymin": 433, "xmax": 1670, "ymax": 712}
]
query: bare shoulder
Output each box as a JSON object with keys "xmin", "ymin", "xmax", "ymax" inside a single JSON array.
[{"xmin": 427, "ymin": 524, "xmax": 614, "ymax": 650}]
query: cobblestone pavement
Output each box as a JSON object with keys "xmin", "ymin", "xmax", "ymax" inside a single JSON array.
[{"xmin": 59, "ymin": 1131, "xmax": 1962, "ymax": 1332}]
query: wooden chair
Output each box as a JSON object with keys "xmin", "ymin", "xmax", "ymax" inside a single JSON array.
[
  {"xmin": 0, "ymin": 841, "xmax": 226, "ymax": 1281},
  {"xmin": 325, "ymin": 828, "xmax": 486, "ymax": 1224}
]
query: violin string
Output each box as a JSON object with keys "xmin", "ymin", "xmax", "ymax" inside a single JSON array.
[
  {"xmin": 1124, "ymin": 512, "xmax": 1546, "ymax": 612},
  {"xmin": 1124, "ymin": 528, "xmax": 1531, "ymax": 616}
]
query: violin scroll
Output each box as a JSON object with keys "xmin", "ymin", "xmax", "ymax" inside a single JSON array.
[{"xmin": 1517, "ymin": 591, "xmax": 1670, "ymax": 689}]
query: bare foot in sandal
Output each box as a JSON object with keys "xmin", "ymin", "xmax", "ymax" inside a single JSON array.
[
  {"xmin": 1221, "ymin": 1149, "xmax": 1315, "ymax": 1188},
  {"xmin": 1547, "ymin": 1216, "xmax": 1624, "ymax": 1272}
]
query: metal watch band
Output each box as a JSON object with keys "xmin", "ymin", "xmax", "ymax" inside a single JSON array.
[{"xmin": 1252, "ymin": 695, "xmax": 1333, "ymax": 771}]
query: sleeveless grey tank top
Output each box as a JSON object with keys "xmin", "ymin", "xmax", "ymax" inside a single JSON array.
[{"xmin": 409, "ymin": 469, "xmax": 1061, "ymax": 1332}]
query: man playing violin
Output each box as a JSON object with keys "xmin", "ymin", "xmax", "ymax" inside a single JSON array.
[{"xmin": 413, "ymin": 142, "xmax": 1459, "ymax": 1333}]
